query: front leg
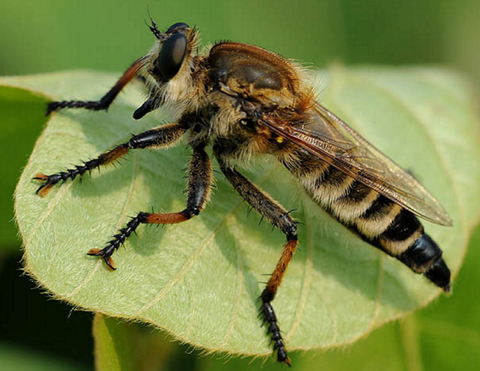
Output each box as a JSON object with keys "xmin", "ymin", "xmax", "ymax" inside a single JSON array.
[
  {"xmin": 34, "ymin": 123, "xmax": 186, "ymax": 197},
  {"xmin": 88, "ymin": 145, "xmax": 213, "ymax": 269},
  {"xmin": 46, "ymin": 56, "xmax": 146, "ymax": 115},
  {"xmin": 214, "ymin": 149, "xmax": 297, "ymax": 366}
]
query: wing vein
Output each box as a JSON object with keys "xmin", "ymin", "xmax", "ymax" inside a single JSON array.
[
  {"xmin": 333, "ymin": 78, "xmax": 463, "ymax": 226},
  {"xmin": 66, "ymin": 148, "xmax": 140, "ymax": 298}
]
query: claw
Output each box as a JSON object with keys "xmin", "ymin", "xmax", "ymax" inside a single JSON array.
[
  {"xmin": 36, "ymin": 183, "xmax": 54, "ymax": 197},
  {"xmin": 87, "ymin": 248, "xmax": 102, "ymax": 256},
  {"xmin": 33, "ymin": 173, "xmax": 48, "ymax": 181},
  {"xmin": 104, "ymin": 256, "xmax": 116, "ymax": 270},
  {"xmin": 33, "ymin": 173, "xmax": 54, "ymax": 197},
  {"xmin": 33, "ymin": 173, "xmax": 63, "ymax": 197},
  {"xmin": 87, "ymin": 248, "xmax": 116, "ymax": 270}
]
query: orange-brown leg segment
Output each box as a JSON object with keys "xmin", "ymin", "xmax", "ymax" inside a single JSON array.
[
  {"xmin": 88, "ymin": 146, "xmax": 212, "ymax": 270},
  {"xmin": 215, "ymin": 150, "xmax": 298, "ymax": 366},
  {"xmin": 46, "ymin": 56, "xmax": 146, "ymax": 115},
  {"xmin": 261, "ymin": 238, "xmax": 297, "ymax": 367},
  {"xmin": 34, "ymin": 123, "xmax": 185, "ymax": 197}
]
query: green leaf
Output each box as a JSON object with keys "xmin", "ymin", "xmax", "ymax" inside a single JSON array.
[
  {"xmin": 201, "ymin": 320, "xmax": 409, "ymax": 371},
  {"xmin": 202, "ymin": 224, "xmax": 480, "ymax": 371},
  {"xmin": 0, "ymin": 87, "xmax": 47, "ymax": 250},
  {"xmin": 7, "ymin": 67, "xmax": 480, "ymax": 358},
  {"xmin": 415, "ymin": 223, "xmax": 480, "ymax": 370},
  {"xmin": 93, "ymin": 314, "xmax": 200, "ymax": 371},
  {"xmin": 93, "ymin": 314, "xmax": 135, "ymax": 371},
  {"xmin": 94, "ymin": 226, "xmax": 480, "ymax": 371}
]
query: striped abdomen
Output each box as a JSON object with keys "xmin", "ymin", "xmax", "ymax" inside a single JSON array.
[{"xmin": 282, "ymin": 150, "xmax": 451, "ymax": 291}]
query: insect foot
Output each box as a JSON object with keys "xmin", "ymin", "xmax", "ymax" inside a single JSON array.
[
  {"xmin": 87, "ymin": 247, "xmax": 117, "ymax": 271},
  {"xmin": 33, "ymin": 173, "xmax": 64, "ymax": 197},
  {"xmin": 87, "ymin": 213, "xmax": 148, "ymax": 270},
  {"xmin": 260, "ymin": 289, "xmax": 291, "ymax": 367}
]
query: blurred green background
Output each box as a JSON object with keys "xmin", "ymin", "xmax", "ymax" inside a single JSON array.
[{"xmin": 1, "ymin": 0, "xmax": 479, "ymax": 370}]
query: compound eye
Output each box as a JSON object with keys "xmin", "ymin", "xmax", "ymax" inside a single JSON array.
[
  {"xmin": 167, "ymin": 22, "xmax": 190, "ymax": 33},
  {"xmin": 155, "ymin": 33, "xmax": 188, "ymax": 81}
]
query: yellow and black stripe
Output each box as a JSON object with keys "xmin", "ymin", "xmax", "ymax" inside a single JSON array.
[{"xmin": 283, "ymin": 150, "xmax": 451, "ymax": 291}]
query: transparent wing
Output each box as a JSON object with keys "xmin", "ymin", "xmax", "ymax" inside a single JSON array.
[{"xmin": 260, "ymin": 103, "xmax": 452, "ymax": 226}]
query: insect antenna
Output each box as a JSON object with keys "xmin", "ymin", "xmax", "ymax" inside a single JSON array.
[{"xmin": 145, "ymin": 8, "xmax": 164, "ymax": 40}]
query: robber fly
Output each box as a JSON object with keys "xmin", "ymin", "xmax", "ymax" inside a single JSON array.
[{"xmin": 34, "ymin": 19, "xmax": 452, "ymax": 366}]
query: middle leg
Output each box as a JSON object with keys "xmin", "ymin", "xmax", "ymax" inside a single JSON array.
[
  {"xmin": 88, "ymin": 145, "xmax": 213, "ymax": 269},
  {"xmin": 215, "ymin": 152, "xmax": 298, "ymax": 366}
]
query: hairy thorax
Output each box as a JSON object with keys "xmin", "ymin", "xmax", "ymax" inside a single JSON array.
[{"xmin": 183, "ymin": 42, "xmax": 314, "ymax": 163}]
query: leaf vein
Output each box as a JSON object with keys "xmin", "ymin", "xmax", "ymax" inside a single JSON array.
[
  {"xmin": 219, "ymin": 219, "xmax": 245, "ymax": 348},
  {"xmin": 66, "ymin": 149, "xmax": 140, "ymax": 298},
  {"xmin": 133, "ymin": 169, "xmax": 276, "ymax": 318},
  {"xmin": 133, "ymin": 200, "xmax": 246, "ymax": 317}
]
